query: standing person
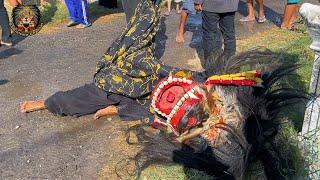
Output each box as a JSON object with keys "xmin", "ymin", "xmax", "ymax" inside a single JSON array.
[
  {"xmin": 240, "ymin": 0, "xmax": 266, "ymax": 23},
  {"xmin": 65, "ymin": 0, "xmax": 91, "ymax": 28},
  {"xmin": 175, "ymin": 0, "xmax": 198, "ymax": 43},
  {"xmin": 195, "ymin": 0, "xmax": 239, "ymax": 70},
  {"xmin": 0, "ymin": 0, "xmax": 19, "ymax": 46},
  {"xmin": 122, "ymin": 0, "xmax": 140, "ymax": 22},
  {"xmin": 165, "ymin": 0, "xmax": 181, "ymax": 16},
  {"xmin": 175, "ymin": 0, "xmax": 182, "ymax": 13},
  {"xmin": 281, "ymin": 0, "xmax": 300, "ymax": 30}
]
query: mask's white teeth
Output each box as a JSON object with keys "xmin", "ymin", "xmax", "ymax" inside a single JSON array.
[
  {"xmin": 173, "ymin": 77, "xmax": 178, "ymax": 82},
  {"xmin": 187, "ymin": 91, "xmax": 198, "ymax": 99},
  {"xmin": 177, "ymin": 101, "xmax": 182, "ymax": 106},
  {"xmin": 190, "ymin": 88, "xmax": 195, "ymax": 93},
  {"xmin": 159, "ymin": 83, "xmax": 164, "ymax": 89},
  {"xmin": 156, "ymin": 88, "xmax": 161, "ymax": 94},
  {"xmin": 184, "ymin": 93, "xmax": 189, "ymax": 99},
  {"xmin": 168, "ymin": 76, "xmax": 173, "ymax": 83},
  {"xmin": 182, "ymin": 78, "xmax": 187, "ymax": 83},
  {"xmin": 186, "ymin": 80, "xmax": 192, "ymax": 84},
  {"xmin": 164, "ymin": 81, "xmax": 168, "ymax": 85},
  {"xmin": 178, "ymin": 78, "xmax": 182, "ymax": 82}
]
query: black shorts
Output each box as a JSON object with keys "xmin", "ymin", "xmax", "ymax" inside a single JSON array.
[{"xmin": 44, "ymin": 84, "xmax": 153, "ymax": 121}]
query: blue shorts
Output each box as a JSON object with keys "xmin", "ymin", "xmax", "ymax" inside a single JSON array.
[{"xmin": 182, "ymin": 0, "xmax": 196, "ymax": 14}]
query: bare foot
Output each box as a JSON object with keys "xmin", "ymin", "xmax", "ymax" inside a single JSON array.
[
  {"xmin": 93, "ymin": 106, "xmax": 118, "ymax": 120},
  {"xmin": 20, "ymin": 101, "xmax": 46, "ymax": 113},
  {"xmin": 175, "ymin": 33, "xmax": 185, "ymax": 43}
]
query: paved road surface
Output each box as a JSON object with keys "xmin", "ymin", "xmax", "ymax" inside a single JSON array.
[{"xmin": 0, "ymin": 0, "xmax": 319, "ymax": 179}]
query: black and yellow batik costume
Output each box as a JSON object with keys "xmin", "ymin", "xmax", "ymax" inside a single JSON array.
[{"xmin": 44, "ymin": 0, "xmax": 202, "ymax": 122}]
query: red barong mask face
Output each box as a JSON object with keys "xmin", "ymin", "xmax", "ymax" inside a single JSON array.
[
  {"xmin": 151, "ymin": 76, "xmax": 208, "ymax": 135},
  {"xmin": 151, "ymin": 70, "xmax": 263, "ymax": 137}
]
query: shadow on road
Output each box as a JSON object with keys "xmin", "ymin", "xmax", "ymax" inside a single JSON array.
[
  {"xmin": 0, "ymin": 79, "xmax": 9, "ymax": 85},
  {"xmin": 0, "ymin": 47, "xmax": 23, "ymax": 59},
  {"xmin": 89, "ymin": 1, "xmax": 124, "ymax": 24}
]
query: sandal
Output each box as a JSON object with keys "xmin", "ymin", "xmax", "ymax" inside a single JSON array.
[
  {"xmin": 0, "ymin": 40, "xmax": 13, "ymax": 47},
  {"xmin": 240, "ymin": 16, "xmax": 255, "ymax": 22},
  {"xmin": 288, "ymin": 24, "xmax": 302, "ymax": 32},
  {"xmin": 258, "ymin": 16, "xmax": 266, "ymax": 23}
]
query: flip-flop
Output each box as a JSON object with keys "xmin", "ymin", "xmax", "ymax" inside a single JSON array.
[
  {"xmin": 0, "ymin": 40, "xmax": 13, "ymax": 47},
  {"xmin": 240, "ymin": 16, "xmax": 255, "ymax": 22},
  {"xmin": 258, "ymin": 16, "xmax": 266, "ymax": 23}
]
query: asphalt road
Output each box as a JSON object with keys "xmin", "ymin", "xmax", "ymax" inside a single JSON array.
[{"xmin": 0, "ymin": 0, "xmax": 319, "ymax": 179}]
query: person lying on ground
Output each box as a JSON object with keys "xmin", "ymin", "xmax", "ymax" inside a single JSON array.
[{"xmin": 20, "ymin": 0, "xmax": 206, "ymax": 125}]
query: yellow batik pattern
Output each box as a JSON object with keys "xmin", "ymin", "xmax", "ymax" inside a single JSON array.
[{"xmin": 93, "ymin": 0, "xmax": 164, "ymax": 98}]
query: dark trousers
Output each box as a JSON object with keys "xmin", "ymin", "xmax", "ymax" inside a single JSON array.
[
  {"xmin": 121, "ymin": 0, "xmax": 140, "ymax": 22},
  {"xmin": 202, "ymin": 11, "xmax": 236, "ymax": 69},
  {"xmin": 45, "ymin": 84, "xmax": 153, "ymax": 121},
  {"xmin": 0, "ymin": 0, "xmax": 11, "ymax": 41}
]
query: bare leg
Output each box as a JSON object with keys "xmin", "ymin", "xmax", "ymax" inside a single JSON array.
[
  {"xmin": 281, "ymin": 4, "xmax": 298, "ymax": 29},
  {"xmin": 20, "ymin": 100, "xmax": 46, "ymax": 113},
  {"xmin": 93, "ymin": 106, "xmax": 118, "ymax": 120},
  {"xmin": 288, "ymin": 5, "xmax": 299, "ymax": 27},
  {"xmin": 176, "ymin": 10, "xmax": 188, "ymax": 43},
  {"xmin": 165, "ymin": 0, "xmax": 172, "ymax": 15},
  {"xmin": 240, "ymin": 0, "xmax": 255, "ymax": 21},
  {"xmin": 246, "ymin": 0, "xmax": 255, "ymax": 19},
  {"xmin": 256, "ymin": 0, "xmax": 265, "ymax": 18},
  {"xmin": 176, "ymin": 3, "xmax": 181, "ymax": 13}
]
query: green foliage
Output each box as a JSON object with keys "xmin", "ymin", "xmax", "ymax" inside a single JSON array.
[
  {"xmin": 40, "ymin": 0, "xmax": 68, "ymax": 25},
  {"xmin": 275, "ymin": 121, "xmax": 309, "ymax": 179},
  {"xmin": 39, "ymin": 0, "xmax": 122, "ymax": 25}
]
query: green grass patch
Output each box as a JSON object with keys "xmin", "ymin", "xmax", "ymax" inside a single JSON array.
[{"xmin": 39, "ymin": 0, "xmax": 122, "ymax": 26}]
